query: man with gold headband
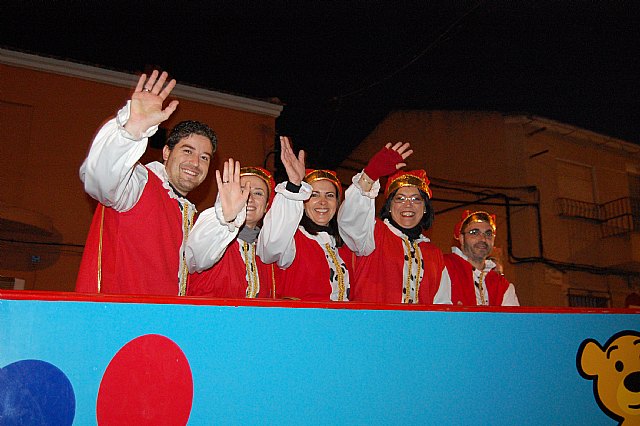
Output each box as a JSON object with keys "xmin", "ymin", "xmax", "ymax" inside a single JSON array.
[
  {"xmin": 186, "ymin": 160, "xmax": 276, "ymax": 298},
  {"xmin": 258, "ymin": 137, "xmax": 353, "ymax": 301},
  {"xmin": 444, "ymin": 210, "xmax": 519, "ymax": 306},
  {"xmin": 338, "ymin": 142, "xmax": 451, "ymax": 305}
]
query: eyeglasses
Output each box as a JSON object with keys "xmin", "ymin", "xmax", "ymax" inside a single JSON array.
[
  {"xmin": 462, "ymin": 229, "xmax": 495, "ymax": 239},
  {"xmin": 392, "ymin": 195, "xmax": 424, "ymax": 204}
]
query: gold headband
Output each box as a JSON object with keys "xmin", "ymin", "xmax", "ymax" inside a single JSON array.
[
  {"xmin": 240, "ymin": 166, "xmax": 274, "ymax": 198},
  {"xmin": 304, "ymin": 170, "xmax": 342, "ymax": 197},
  {"xmin": 241, "ymin": 167, "xmax": 272, "ymax": 184},
  {"xmin": 461, "ymin": 211, "xmax": 496, "ymax": 232},
  {"xmin": 385, "ymin": 175, "xmax": 432, "ymax": 199}
]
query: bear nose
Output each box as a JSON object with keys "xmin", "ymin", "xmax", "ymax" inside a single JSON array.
[{"xmin": 624, "ymin": 371, "xmax": 640, "ymax": 393}]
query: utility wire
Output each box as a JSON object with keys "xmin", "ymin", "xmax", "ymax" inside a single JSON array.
[
  {"xmin": 0, "ymin": 237, "xmax": 84, "ymax": 249},
  {"xmin": 333, "ymin": 0, "xmax": 486, "ymax": 102}
]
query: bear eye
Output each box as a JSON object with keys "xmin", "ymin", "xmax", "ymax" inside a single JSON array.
[{"xmin": 615, "ymin": 361, "xmax": 624, "ymax": 372}]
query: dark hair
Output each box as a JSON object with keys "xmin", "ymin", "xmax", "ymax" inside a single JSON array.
[
  {"xmin": 380, "ymin": 188, "xmax": 434, "ymax": 231},
  {"xmin": 300, "ymin": 214, "xmax": 344, "ymax": 248},
  {"xmin": 300, "ymin": 181, "xmax": 344, "ymax": 247},
  {"xmin": 166, "ymin": 120, "xmax": 217, "ymax": 152}
]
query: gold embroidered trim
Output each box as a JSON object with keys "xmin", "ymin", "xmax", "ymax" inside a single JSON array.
[
  {"xmin": 270, "ymin": 264, "xmax": 276, "ymax": 299},
  {"xmin": 325, "ymin": 243, "xmax": 346, "ymax": 301},
  {"xmin": 402, "ymin": 238, "xmax": 422, "ymax": 304},
  {"xmin": 478, "ymin": 270, "xmax": 487, "ymax": 305},
  {"xmin": 242, "ymin": 241, "xmax": 259, "ymax": 298},
  {"xmin": 97, "ymin": 204, "xmax": 105, "ymax": 293},
  {"xmin": 179, "ymin": 203, "xmax": 193, "ymax": 296}
]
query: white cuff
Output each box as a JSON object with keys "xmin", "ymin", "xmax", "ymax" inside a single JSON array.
[
  {"xmin": 353, "ymin": 171, "xmax": 380, "ymax": 199},
  {"xmin": 275, "ymin": 181, "xmax": 312, "ymax": 201},
  {"xmin": 214, "ymin": 194, "xmax": 247, "ymax": 232},
  {"xmin": 115, "ymin": 101, "xmax": 159, "ymax": 140}
]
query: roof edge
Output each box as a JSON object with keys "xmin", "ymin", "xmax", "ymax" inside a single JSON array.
[
  {"xmin": 504, "ymin": 113, "xmax": 640, "ymax": 155},
  {"xmin": 384, "ymin": 109, "xmax": 638, "ymax": 156},
  {"xmin": 0, "ymin": 48, "xmax": 283, "ymax": 118}
]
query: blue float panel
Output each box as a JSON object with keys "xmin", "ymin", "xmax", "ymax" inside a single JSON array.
[{"xmin": 1, "ymin": 291, "xmax": 638, "ymax": 425}]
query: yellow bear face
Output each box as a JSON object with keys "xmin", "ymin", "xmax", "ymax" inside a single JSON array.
[{"xmin": 577, "ymin": 330, "xmax": 640, "ymax": 425}]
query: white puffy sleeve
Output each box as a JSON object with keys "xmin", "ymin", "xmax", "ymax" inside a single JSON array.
[
  {"xmin": 185, "ymin": 194, "xmax": 247, "ymax": 273},
  {"xmin": 337, "ymin": 171, "xmax": 380, "ymax": 256},
  {"xmin": 257, "ymin": 181, "xmax": 311, "ymax": 268},
  {"xmin": 501, "ymin": 283, "xmax": 520, "ymax": 306},
  {"xmin": 433, "ymin": 266, "xmax": 453, "ymax": 305},
  {"xmin": 79, "ymin": 101, "xmax": 159, "ymax": 212}
]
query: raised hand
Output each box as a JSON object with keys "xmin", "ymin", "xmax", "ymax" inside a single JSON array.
[
  {"xmin": 280, "ymin": 136, "xmax": 306, "ymax": 186},
  {"xmin": 124, "ymin": 70, "xmax": 180, "ymax": 139},
  {"xmin": 363, "ymin": 142, "xmax": 413, "ymax": 181},
  {"xmin": 216, "ymin": 158, "xmax": 251, "ymax": 223},
  {"xmin": 389, "ymin": 142, "xmax": 413, "ymax": 169}
]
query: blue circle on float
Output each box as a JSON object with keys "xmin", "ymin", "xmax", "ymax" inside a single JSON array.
[{"xmin": 0, "ymin": 359, "xmax": 75, "ymax": 425}]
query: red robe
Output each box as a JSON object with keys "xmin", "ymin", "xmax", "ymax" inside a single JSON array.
[
  {"xmin": 443, "ymin": 252, "xmax": 510, "ymax": 306},
  {"xmin": 187, "ymin": 239, "xmax": 274, "ymax": 298},
  {"xmin": 351, "ymin": 220, "xmax": 446, "ymax": 304},
  {"xmin": 76, "ymin": 168, "xmax": 189, "ymax": 295},
  {"xmin": 276, "ymin": 231, "xmax": 354, "ymax": 301}
]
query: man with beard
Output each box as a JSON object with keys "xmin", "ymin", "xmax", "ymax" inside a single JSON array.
[
  {"xmin": 76, "ymin": 70, "xmax": 218, "ymax": 296},
  {"xmin": 443, "ymin": 210, "xmax": 519, "ymax": 306}
]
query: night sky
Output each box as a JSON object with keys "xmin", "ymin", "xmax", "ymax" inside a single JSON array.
[{"xmin": 2, "ymin": 0, "xmax": 639, "ymax": 168}]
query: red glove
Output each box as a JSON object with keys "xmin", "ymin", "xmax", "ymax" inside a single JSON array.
[{"xmin": 363, "ymin": 147, "xmax": 404, "ymax": 181}]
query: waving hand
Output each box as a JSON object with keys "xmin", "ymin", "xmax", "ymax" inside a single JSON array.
[
  {"xmin": 124, "ymin": 70, "xmax": 180, "ymax": 139},
  {"xmin": 216, "ymin": 158, "xmax": 251, "ymax": 223},
  {"xmin": 280, "ymin": 136, "xmax": 306, "ymax": 185}
]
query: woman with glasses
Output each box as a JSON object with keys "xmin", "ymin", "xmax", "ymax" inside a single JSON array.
[
  {"xmin": 257, "ymin": 136, "xmax": 352, "ymax": 301},
  {"xmin": 338, "ymin": 142, "xmax": 451, "ymax": 304},
  {"xmin": 185, "ymin": 159, "xmax": 276, "ymax": 298},
  {"xmin": 444, "ymin": 210, "xmax": 519, "ymax": 306}
]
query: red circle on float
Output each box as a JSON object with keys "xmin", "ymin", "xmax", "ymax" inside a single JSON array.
[{"xmin": 97, "ymin": 334, "xmax": 193, "ymax": 425}]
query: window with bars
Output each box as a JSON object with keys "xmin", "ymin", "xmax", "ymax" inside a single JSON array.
[
  {"xmin": 628, "ymin": 173, "xmax": 640, "ymax": 230},
  {"xmin": 567, "ymin": 288, "xmax": 610, "ymax": 308},
  {"xmin": 557, "ymin": 160, "xmax": 596, "ymax": 204},
  {"xmin": 0, "ymin": 276, "xmax": 25, "ymax": 290}
]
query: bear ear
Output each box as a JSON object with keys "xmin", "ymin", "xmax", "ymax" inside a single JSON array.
[{"xmin": 577, "ymin": 339, "xmax": 606, "ymax": 378}]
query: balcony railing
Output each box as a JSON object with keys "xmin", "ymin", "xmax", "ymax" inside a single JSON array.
[
  {"xmin": 555, "ymin": 198, "xmax": 602, "ymax": 221},
  {"xmin": 601, "ymin": 197, "xmax": 639, "ymax": 237},
  {"xmin": 556, "ymin": 197, "xmax": 640, "ymax": 237}
]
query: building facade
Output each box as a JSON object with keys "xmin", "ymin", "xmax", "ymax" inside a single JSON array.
[
  {"xmin": 0, "ymin": 49, "xmax": 282, "ymax": 292},
  {"xmin": 337, "ymin": 110, "xmax": 640, "ymax": 307}
]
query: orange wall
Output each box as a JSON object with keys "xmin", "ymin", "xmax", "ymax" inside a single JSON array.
[
  {"xmin": 337, "ymin": 110, "xmax": 640, "ymax": 307},
  {"xmin": 0, "ymin": 63, "xmax": 278, "ymax": 291}
]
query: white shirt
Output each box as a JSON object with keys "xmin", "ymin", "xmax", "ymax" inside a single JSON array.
[{"xmin": 451, "ymin": 246, "xmax": 520, "ymax": 306}]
